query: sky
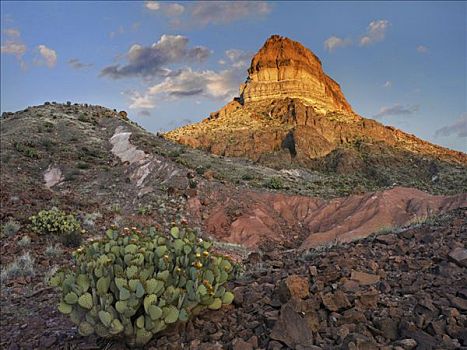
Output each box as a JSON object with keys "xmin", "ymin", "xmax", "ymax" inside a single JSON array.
[{"xmin": 1, "ymin": 1, "xmax": 466, "ymax": 152}]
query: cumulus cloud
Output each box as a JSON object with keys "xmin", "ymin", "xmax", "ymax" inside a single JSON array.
[
  {"xmin": 68, "ymin": 58, "xmax": 93, "ymax": 69},
  {"xmin": 101, "ymin": 34, "xmax": 211, "ymax": 79},
  {"xmin": 128, "ymin": 91, "xmax": 157, "ymax": 109},
  {"xmin": 36, "ymin": 45, "xmax": 57, "ymax": 68},
  {"xmin": 126, "ymin": 66, "xmax": 241, "ymax": 110},
  {"xmin": 148, "ymin": 67, "xmax": 239, "ymax": 100},
  {"xmin": 324, "ymin": 36, "xmax": 352, "ymax": 52},
  {"xmin": 145, "ymin": 1, "xmax": 160, "ymax": 11},
  {"xmin": 417, "ymin": 45, "xmax": 428, "ymax": 54},
  {"xmin": 190, "ymin": 1, "xmax": 271, "ymax": 26},
  {"xmin": 435, "ymin": 114, "xmax": 467, "ymax": 138},
  {"xmin": 373, "ymin": 104, "xmax": 419, "ymax": 119},
  {"xmin": 145, "ymin": 1, "xmax": 184, "ymax": 16},
  {"xmin": 359, "ymin": 20, "xmax": 390, "ymax": 46},
  {"xmin": 324, "ymin": 19, "xmax": 390, "ymax": 52},
  {"xmin": 1, "ymin": 40, "xmax": 26, "ymax": 57},
  {"xmin": 1, "ymin": 27, "xmax": 27, "ymax": 68},
  {"xmin": 219, "ymin": 49, "xmax": 252, "ymax": 69}
]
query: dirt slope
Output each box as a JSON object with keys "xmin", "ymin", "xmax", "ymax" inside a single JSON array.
[{"xmin": 188, "ymin": 186, "xmax": 466, "ymax": 250}]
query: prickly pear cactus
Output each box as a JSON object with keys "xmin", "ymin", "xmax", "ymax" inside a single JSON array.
[{"xmin": 50, "ymin": 225, "xmax": 236, "ymax": 347}]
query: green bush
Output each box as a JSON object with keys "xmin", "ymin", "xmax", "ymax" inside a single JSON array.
[
  {"xmin": 264, "ymin": 177, "xmax": 284, "ymax": 189},
  {"xmin": 14, "ymin": 142, "xmax": 39, "ymax": 159},
  {"xmin": 1, "ymin": 219, "xmax": 21, "ymax": 237},
  {"xmin": 50, "ymin": 225, "xmax": 236, "ymax": 347},
  {"xmin": 29, "ymin": 208, "xmax": 82, "ymax": 247}
]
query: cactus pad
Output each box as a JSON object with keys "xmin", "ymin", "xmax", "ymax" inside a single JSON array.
[{"xmin": 50, "ymin": 225, "xmax": 237, "ymax": 347}]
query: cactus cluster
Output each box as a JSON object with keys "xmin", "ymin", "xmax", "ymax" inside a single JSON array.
[
  {"xmin": 29, "ymin": 208, "xmax": 81, "ymax": 237},
  {"xmin": 50, "ymin": 225, "xmax": 235, "ymax": 347}
]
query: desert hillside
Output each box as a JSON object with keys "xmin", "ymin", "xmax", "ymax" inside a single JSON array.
[{"xmin": 1, "ymin": 102, "xmax": 466, "ymax": 349}]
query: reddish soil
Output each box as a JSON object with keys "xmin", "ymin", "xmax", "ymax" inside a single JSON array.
[{"xmin": 189, "ymin": 186, "xmax": 466, "ymax": 250}]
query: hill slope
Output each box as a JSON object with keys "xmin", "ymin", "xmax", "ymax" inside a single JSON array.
[{"xmin": 1, "ymin": 102, "xmax": 465, "ymax": 251}]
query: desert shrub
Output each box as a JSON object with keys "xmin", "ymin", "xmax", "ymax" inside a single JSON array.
[
  {"xmin": 64, "ymin": 169, "xmax": 81, "ymax": 182},
  {"xmin": 77, "ymin": 161, "xmax": 90, "ymax": 169},
  {"xmin": 264, "ymin": 177, "xmax": 284, "ymax": 189},
  {"xmin": 241, "ymin": 173, "xmax": 254, "ymax": 181},
  {"xmin": 18, "ymin": 235, "xmax": 31, "ymax": 247},
  {"xmin": 43, "ymin": 121, "xmax": 54, "ymax": 132},
  {"xmin": 45, "ymin": 243, "xmax": 64, "ymax": 257},
  {"xmin": 1, "ymin": 219, "xmax": 21, "ymax": 237},
  {"xmin": 0, "ymin": 252, "xmax": 35, "ymax": 283},
  {"xmin": 167, "ymin": 150, "xmax": 181, "ymax": 158},
  {"xmin": 14, "ymin": 142, "xmax": 39, "ymax": 159},
  {"xmin": 29, "ymin": 208, "xmax": 82, "ymax": 247},
  {"xmin": 82, "ymin": 212, "xmax": 102, "ymax": 229},
  {"xmin": 110, "ymin": 203, "xmax": 122, "ymax": 214},
  {"xmin": 137, "ymin": 205, "xmax": 153, "ymax": 216},
  {"xmin": 50, "ymin": 225, "xmax": 236, "ymax": 347},
  {"xmin": 41, "ymin": 138, "xmax": 57, "ymax": 152}
]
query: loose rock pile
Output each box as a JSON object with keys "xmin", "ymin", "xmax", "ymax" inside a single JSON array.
[{"xmin": 150, "ymin": 209, "xmax": 465, "ymax": 350}]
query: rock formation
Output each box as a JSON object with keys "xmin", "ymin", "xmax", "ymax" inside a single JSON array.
[
  {"xmin": 164, "ymin": 35, "xmax": 467, "ymax": 169},
  {"xmin": 239, "ymin": 35, "xmax": 353, "ymax": 114}
]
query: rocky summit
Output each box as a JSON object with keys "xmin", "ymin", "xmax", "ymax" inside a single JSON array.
[
  {"xmin": 164, "ymin": 36, "xmax": 466, "ymax": 176},
  {"xmin": 239, "ymin": 35, "xmax": 353, "ymax": 114}
]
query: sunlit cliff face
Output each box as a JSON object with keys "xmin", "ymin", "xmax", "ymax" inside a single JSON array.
[{"xmin": 239, "ymin": 35, "xmax": 354, "ymax": 115}]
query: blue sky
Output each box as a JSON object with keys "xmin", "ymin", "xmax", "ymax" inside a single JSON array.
[{"xmin": 1, "ymin": 1, "xmax": 466, "ymax": 152}]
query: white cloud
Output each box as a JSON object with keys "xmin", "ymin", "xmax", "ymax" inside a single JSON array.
[
  {"xmin": 128, "ymin": 91, "xmax": 157, "ymax": 109},
  {"xmin": 125, "ymin": 63, "xmax": 242, "ymax": 111},
  {"xmin": 382, "ymin": 81, "xmax": 392, "ymax": 88},
  {"xmin": 37, "ymin": 45, "xmax": 57, "ymax": 68},
  {"xmin": 324, "ymin": 36, "xmax": 352, "ymax": 52},
  {"xmin": 324, "ymin": 19, "xmax": 390, "ymax": 52},
  {"xmin": 359, "ymin": 20, "xmax": 390, "ymax": 46},
  {"xmin": 373, "ymin": 103, "xmax": 419, "ymax": 119},
  {"xmin": 1, "ymin": 27, "xmax": 26, "ymax": 63},
  {"xmin": 417, "ymin": 45, "xmax": 428, "ymax": 54},
  {"xmin": 221, "ymin": 49, "xmax": 252, "ymax": 69},
  {"xmin": 1, "ymin": 27, "xmax": 27, "ymax": 68},
  {"xmin": 148, "ymin": 67, "xmax": 239, "ymax": 100},
  {"xmin": 145, "ymin": 1, "xmax": 160, "ymax": 11},
  {"xmin": 145, "ymin": 1, "xmax": 184, "ymax": 17},
  {"xmin": 1, "ymin": 40, "xmax": 26, "ymax": 57},
  {"xmin": 435, "ymin": 113, "xmax": 467, "ymax": 138}
]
